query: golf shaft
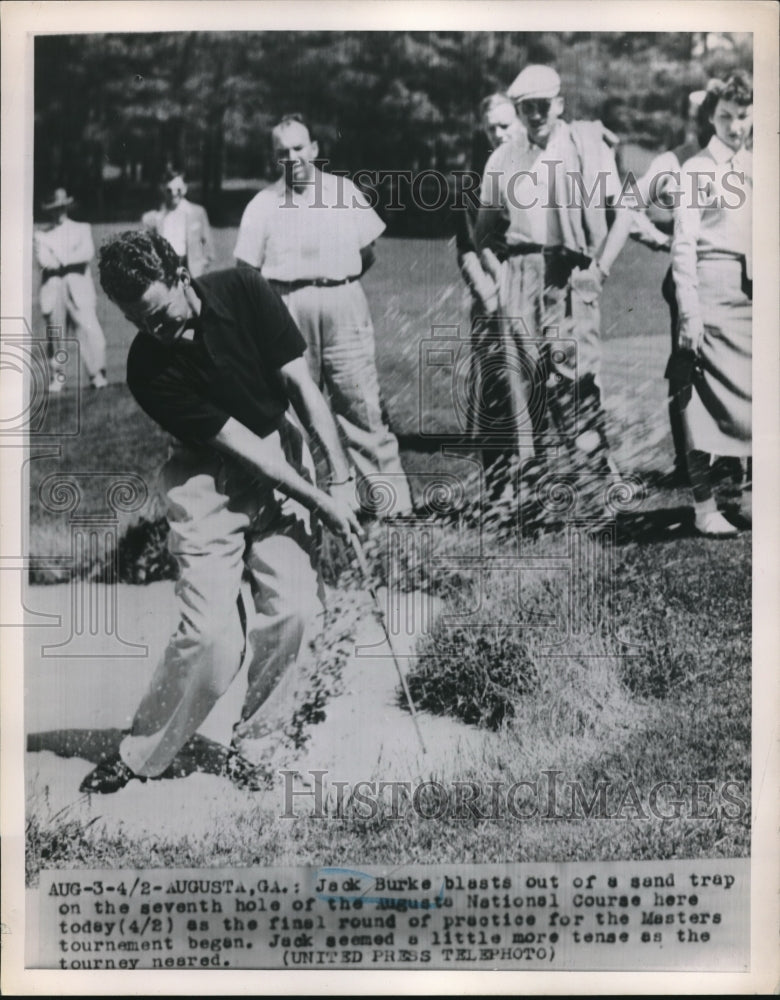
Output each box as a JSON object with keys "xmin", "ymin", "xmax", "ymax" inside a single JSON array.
[{"xmin": 351, "ymin": 535, "xmax": 427, "ymax": 755}]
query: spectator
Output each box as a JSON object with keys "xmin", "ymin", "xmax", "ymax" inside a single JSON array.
[
  {"xmin": 476, "ymin": 65, "xmax": 631, "ymax": 504},
  {"xmin": 234, "ymin": 113, "xmax": 412, "ymax": 518},
  {"xmin": 671, "ymin": 72, "xmax": 753, "ymax": 536},
  {"xmin": 627, "ymin": 87, "xmax": 716, "ymax": 482},
  {"xmin": 455, "ymin": 94, "xmax": 526, "ymax": 494},
  {"xmin": 142, "ymin": 169, "xmax": 214, "ymax": 278},
  {"xmin": 34, "ymin": 188, "xmax": 107, "ymax": 391}
]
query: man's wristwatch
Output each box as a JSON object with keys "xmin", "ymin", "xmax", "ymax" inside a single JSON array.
[{"xmin": 327, "ymin": 472, "xmax": 355, "ymax": 488}]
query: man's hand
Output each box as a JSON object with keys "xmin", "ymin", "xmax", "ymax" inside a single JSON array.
[
  {"xmin": 678, "ymin": 316, "xmax": 704, "ymax": 353},
  {"xmin": 652, "ymin": 232, "xmax": 672, "ymax": 252},
  {"xmin": 460, "ymin": 251, "xmax": 499, "ymax": 315},
  {"xmin": 571, "ymin": 262, "xmax": 604, "ymax": 303},
  {"xmin": 317, "ymin": 492, "xmax": 362, "ymax": 540},
  {"xmin": 328, "ymin": 477, "xmax": 360, "ymax": 516},
  {"xmin": 475, "ymin": 282, "xmax": 499, "ymax": 316},
  {"xmin": 480, "ymin": 247, "xmax": 503, "ymax": 285}
]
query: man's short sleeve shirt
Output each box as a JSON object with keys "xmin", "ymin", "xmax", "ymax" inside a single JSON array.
[
  {"xmin": 126, "ymin": 268, "xmax": 306, "ymax": 445},
  {"xmin": 480, "ymin": 138, "xmax": 549, "ymax": 246},
  {"xmin": 234, "ymin": 172, "xmax": 385, "ymax": 280}
]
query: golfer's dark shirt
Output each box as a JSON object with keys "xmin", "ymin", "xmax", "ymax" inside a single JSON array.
[{"xmin": 127, "ymin": 268, "xmax": 306, "ymax": 445}]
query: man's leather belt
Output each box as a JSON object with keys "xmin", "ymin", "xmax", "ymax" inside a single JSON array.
[
  {"xmin": 543, "ymin": 245, "xmax": 592, "ymax": 269},
  {"xmin": 269, "ymin": 274, "xmax": 360, "ymax": 294},
  {"xmin": 505, "ymin": 243, "xmax": 544, "ymax": 257},
  {"xmin": 41, "ymin": 262, "xmax": 88, "ymax": 282}
]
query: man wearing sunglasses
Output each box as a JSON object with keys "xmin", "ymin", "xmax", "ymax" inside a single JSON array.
[
  {"xmin": 477, "ymin": 65, "xmax": 629, "ymax": 497},
  {"xmin": 142, "ymin": 168, "xmax": 214, "ymax": 278}
]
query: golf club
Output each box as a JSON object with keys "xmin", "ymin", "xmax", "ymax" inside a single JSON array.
[{"xmin": 351, "ymin": 534, "xmax": 427, "ymax": 755}]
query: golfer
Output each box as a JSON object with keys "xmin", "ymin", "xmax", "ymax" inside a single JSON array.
[{"xmin": 81, "ymin": 230, "xmax": 360, "ymax": 794}]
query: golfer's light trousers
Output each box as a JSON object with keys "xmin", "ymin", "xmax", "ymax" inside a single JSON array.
[{"xmin": 119, "ymin": 419, "xmax": 323, "ymax": 777}]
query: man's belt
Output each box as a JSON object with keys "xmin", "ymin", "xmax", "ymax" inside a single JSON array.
[
  {"xmin": 269, "ymin": 274, "xmax": 360, "ymax": 294},
  {"xmin": 504, "ymin": 242, "xmax": 544, "ymax": 257},
  {"xmin": 41, "ymin": 262, "xmax": 88, "ymax": 282},
  {"xmin": 543, "ymin": 245, "xmax": 592, "ymax": 270}
]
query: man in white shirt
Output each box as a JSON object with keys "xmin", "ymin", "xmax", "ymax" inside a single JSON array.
[
  {"xmin": 477, "ymin": 65, "xmax": 630, "ymax": 494},
  {"xmin": 234, "ymin": 114, "xmax": 412, "ymax": 518},
  {"xmin": 34, "ymin": 188, "xmax": 107, "ymax": 391},
  {"xmin": 142, "ymin": 171, "xmax": 214, "ymax": 278}
]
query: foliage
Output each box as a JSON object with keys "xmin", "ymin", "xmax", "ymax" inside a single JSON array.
[
  {"xmin": 34, "ymin": 31, "xmax": 752, "ymax": 224},
  {"xmin": 406, "ymin": 580, "xmax": 541, "ymax": 728}
]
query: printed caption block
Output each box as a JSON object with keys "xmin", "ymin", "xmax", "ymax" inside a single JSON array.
[{"xmin": 35, "ymin": 858, "xmax": 748, "ymax": 971}]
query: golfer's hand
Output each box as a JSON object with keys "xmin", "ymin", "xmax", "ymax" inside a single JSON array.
[
  {"xmin": 678, "ymin": 317, "xmax": 703, "ymax": 353},
  {"xmin": 328, "ymin": 477, "xmax": 360, "ymax": 516},
  {"xmin": 317, "ymin": 493, "xmax": 362, "ymax": 540}
]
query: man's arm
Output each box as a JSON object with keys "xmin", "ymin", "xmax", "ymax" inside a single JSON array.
[
  {"xmin": 628, "ymin": 210, "xmax": 672, "ymax": 251},
  {"xmin": 208, "ymin": 416, "xmax": 358, "ymax": 539},
  {"xmin": 34, "ymin": 231, "xmax": 59, "ymax": 269},
  {"xmin": 64, "ymin": 222, "xmax": 96, "ymax": 267},
  {"xmin": 359, "ymin": 243, "xmax": 376, "ymax": 276},
  {"xmin": 474, "ymin": 148, "xmax": 510, "ymax": 257},
  {"xmin": 277, "ymin": 356, "xmax": 353, "ymax": 487},
  {"xmin": 199, "ymin": 205, "xmax": 215, "ymax": 265},
  {"xmin": 592, "ymin": 202, "xmax": 633, "ymax": 277},
  {"xmin": 233, "ymin": 198, "xmax": 266, "ymax": 270}
]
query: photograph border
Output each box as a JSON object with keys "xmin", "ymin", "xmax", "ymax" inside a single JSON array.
[{"xmin": 2, "ymin": 1, "xmax": 778, "ymax": 994}]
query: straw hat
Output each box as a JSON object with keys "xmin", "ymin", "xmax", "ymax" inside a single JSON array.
[{"xmin": 41, "ymin": 188, "xmax": 74, "ymax": 211}]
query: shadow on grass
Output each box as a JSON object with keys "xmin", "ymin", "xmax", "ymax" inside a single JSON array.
[
  {"xmin": 27, "ymin": 729, "xmax": 229, "ymax": 780},
  {"xmin": 614, "ymin": 505, "xmax": 693, "ymax": 545}
]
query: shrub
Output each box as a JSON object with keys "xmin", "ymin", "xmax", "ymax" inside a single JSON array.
[{"xmin": 408, "ymin": 612, "xmax": 540, "ymax": 729}]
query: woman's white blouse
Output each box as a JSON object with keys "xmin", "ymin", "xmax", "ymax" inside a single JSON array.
[{"xmin": 671, "ymin": 135, "xmax": 753, "ymax": 334}]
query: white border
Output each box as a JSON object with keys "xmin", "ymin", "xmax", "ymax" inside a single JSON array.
[{"xmin": 2, "ymin": 2, "xmax": 778, "ymax": 994}]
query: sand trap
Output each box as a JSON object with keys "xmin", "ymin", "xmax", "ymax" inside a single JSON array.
[{"xmin": 25, "ymin": 580, "xmax": 492, "ymax": 842}]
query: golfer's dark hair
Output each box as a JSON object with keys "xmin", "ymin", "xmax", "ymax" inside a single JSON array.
[
  {"xmin": 701, "ymin": 71, "xmax": 753, "ymax": 124},
  {"xmin": 98, "ymin": 230, "xmax": 181, "ymax": 302}
]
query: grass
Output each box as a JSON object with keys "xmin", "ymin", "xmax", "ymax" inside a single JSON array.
[
  {"xmin": 25, "ymin": 525, "xmax": 751, "ymax": 882},
  {"xmin": 25, "ymin": 229, "xmax": 750, "ymax": 878}
]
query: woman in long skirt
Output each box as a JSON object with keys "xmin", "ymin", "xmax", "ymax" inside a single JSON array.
[{"xmin": 671, "ymin": 71, "xmax": 753, "ymax": 536}]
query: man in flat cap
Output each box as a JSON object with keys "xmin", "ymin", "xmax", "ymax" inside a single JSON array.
[
  {"xmin": 476, "ymin": 65, "xmax": 630, "ymax": 501},
  {"xmin": 35, "ymin": 188, "xmax": 108, "ymax": 391}
]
